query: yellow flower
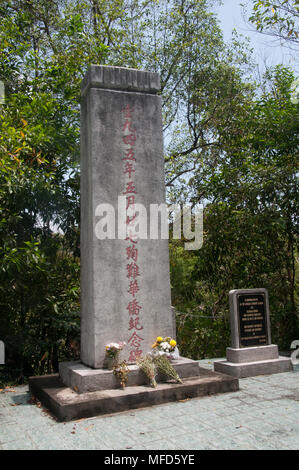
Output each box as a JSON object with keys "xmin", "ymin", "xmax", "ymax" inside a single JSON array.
[
  {"xmin": 170, "ymin": 339, "xmax": 177, "ymax": 347},
  {"xmin": 156, "ymin": 336, "xmax": 163, "ymax": 343}
]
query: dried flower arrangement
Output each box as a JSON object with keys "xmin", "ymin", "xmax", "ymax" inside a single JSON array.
[
  {"xmin": 136, "ymin": 355, "xmax": 157, "ymax": 388},
  {"xmin": 113, "ymin": 361, "xmax": 130, "ymax": 389}
]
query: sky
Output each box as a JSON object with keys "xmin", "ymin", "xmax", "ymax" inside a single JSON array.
[{"xmin": 213, "ymin": 0, "xmax": 298, "ymax": 73}]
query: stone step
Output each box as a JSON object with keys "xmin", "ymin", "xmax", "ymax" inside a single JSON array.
[
  {"xmin": 59, "ymin": 357, "xmax": 202, "ymax": 394},
  {"xmin": 29, "ymin": 367, "xmax": 239, "ymax": 422},
  {"xmin": 214, "ymin": 356, "xmax": 292, "ymax": 378}
]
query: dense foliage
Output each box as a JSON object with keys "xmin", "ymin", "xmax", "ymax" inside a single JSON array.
[
  {"xmin": 173, "ymin": 66, "xmax": 298, "ymax": 358},
  {"xmin": 0, "ymin": 0, "xmax": 298, "ymax": 384},
  {"xmin": 247, "ymin": 0, "xmax": 299, "ymax": 46}
]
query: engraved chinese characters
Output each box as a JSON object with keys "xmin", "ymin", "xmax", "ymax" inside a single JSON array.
[{"xmin": 121, "ymin": 104, "xmax": 144, "ymax": 362}]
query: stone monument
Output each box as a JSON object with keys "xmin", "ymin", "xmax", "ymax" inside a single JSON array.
[
  {"xmin": 29, "ymin": 66, "xmax": 238, "ymax": 421},
  {"xmin": 214, "ymin": 288, "xmax": 292, "ymax": 378},
  {"xmin": 79, "ymin": 65, "xmax": 176, "ymax": 368}
]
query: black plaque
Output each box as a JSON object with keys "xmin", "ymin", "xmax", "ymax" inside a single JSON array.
[{"xmin": 237, "ymin": 293, "xmax": 269, "ymax": 348}]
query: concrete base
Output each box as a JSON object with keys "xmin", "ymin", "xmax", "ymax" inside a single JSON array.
[
  {"xmin": 226, "ymin": 345, "xmax": 279, "ymax": 363},
  {"xmin": 59, "ymin": 357, "xmax": 201, "ymax": 393},
  {"xmin": 214, "ymin": 344, "xmax": 292, "ymax": 378},
  {"xmin": 29, "ymin": 365, "xmax": 239, "ymax": 422},
  {"xmin": 214, "ymin": 356, "xmax": 292, "ymax": 378}
]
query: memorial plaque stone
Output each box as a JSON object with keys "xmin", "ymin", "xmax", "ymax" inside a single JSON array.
[
  {"xmin": 214, "ymin": 288, "xmax": 292, "ymax": 378},
  {"xmin": 237, "ymin": 292, "xmax": 269, "ymax": 348}
]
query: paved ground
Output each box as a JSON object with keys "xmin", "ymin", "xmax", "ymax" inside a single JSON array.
[{"xmin": 0, "ymin": 359, "xmax": 298, "ymax": 450}]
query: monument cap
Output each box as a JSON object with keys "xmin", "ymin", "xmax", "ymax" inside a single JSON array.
[{"xmin": 81, "ymin": 65, "xmax": 160, "ymax": 96}]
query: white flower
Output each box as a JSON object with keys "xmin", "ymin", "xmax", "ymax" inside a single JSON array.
[{"xmin": 106, "ymin": 341, "xmax": 126, "ymax": 351}]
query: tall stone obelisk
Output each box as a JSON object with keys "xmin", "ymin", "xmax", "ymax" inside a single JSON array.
[
  {"xmin": 30, "ymin": 66, "xmax": 239, "ymax": 421},
  {"xmin": 80, "ymin": 65, "xmax": 174, "ymax": 368}
]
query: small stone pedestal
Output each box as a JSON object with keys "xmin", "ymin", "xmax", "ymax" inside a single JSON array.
[
  {"xmin": 214, "ymin": 289, "xmax": 292, "ymax": 378},
  {"xmin": 214, "ymin": 345, "xmax": 292, "ymax": 378}
]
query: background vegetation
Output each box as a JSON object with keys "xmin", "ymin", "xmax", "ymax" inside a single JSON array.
[{"xmin": 0, "ymin": 0, "xmax": 298, "ymax": 385}]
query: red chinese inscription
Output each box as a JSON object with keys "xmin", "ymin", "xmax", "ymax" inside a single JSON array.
[{"xmin": 121, "ymin": 103, "xmax": 144, "ymax": 361}]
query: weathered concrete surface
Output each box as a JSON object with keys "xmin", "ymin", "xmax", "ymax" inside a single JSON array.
[
  {"xmin": 214, "ymin": 356, "xmax": 292, "ymax": 378},
  {"xmin": 226, "ymin": 345, "xmax": 279, "ymax": 364},
  {"xmin": 80, "ymin": 65, "xmax": 173, "ymax": 368},
  {"xmin": 81, "ymin": 65, "xmax": 160, "ymax": 95},
  {"xmin": 29, "ymin": 367, "xmax": 239, "ymax": 422},
  {"xmin": 59, "ymin": 357, "xmax": 201, "ymax": 393}
]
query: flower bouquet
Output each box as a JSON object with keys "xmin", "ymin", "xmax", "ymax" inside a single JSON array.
[
  {"xmin": 153, "ymin": 354, "xmax": 182, "ymax": 384},
  {"xmin": 136, "ymin": 355, "xmax": 157, "ymax": 388},
  {"xmin": 105, "ymin": 342, "xmax": 126, "ymax": 370},
  {"xmin": 151, "ymin": 336, "xmax": 180, "ymax": 361},
  {"xmin": 113, "ymin": 361, "xmax": 130, "ymax": 389}
]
